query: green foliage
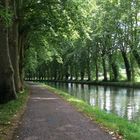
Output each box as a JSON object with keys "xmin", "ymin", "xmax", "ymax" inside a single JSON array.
[
  {"xmin": 25, "ymin": 47, "xmax": 38, "ymax": 73},
  {"xmin": 24, "ymin": 0, "xmax": 140, "ymax": 82},
  {"xmin": 0, "ymin": 5, "xmax": 12, "ymax": 26}
]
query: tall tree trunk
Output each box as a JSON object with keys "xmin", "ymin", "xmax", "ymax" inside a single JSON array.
[
  {"xmin": 109, "ymin": 54, "xmax": 119, "ymax": 81},
  {"xmin": 102, "ymin": 57, "xmax": 108, "ymax": 81},
  {"xmin": 0, "ymin": 0, "xmax": 17, "ymax": 103},
  {"xmin": 60, "ymin": 65, "xmax": 64, "ymax": 80},
  {"xmin": 57, "ymin": 64, "xmax": 61, "ymax": 80},
  {"xmin": 87, "ymin": 56, "xmax": 91, "ymax": 81},
  {"xmin": 121, "ymin": 51, "xmax": 132, "ymax": 81},
  {"xmin": 95, "ymin": 59, "xmax": 99, "ymax": 81},
  {"xmin": 9, "ymin": 0, "xmax": 21, "ymax": 92},
  {"xmin": 17, "ymin": 0, "xmax": 25, "ymax": 89},
  {"xmin": 87, "ymin": 44, "xmax": 91, "ymax": 81},
  {"xmin": 132, "ymin": 49, "xmax": 140, "ymax": 68},
  {"xmin": 130, "ymin": 54, "xmax": 135, "ymax": 81},
  {"xmin": 87, "ymin": 66, "xmax": 91, "ymax": 81},
  {"xmin": 70, "ymin": 65, "xmax": 73, "ymax": 80},
  {"xmin": 95, "ymin": 43, "xmax": 99, "ymax": 81},
  {"xmin": 108, "ymin": 54, "xmax": 113, "ymax": 81},
  {"xmin": 80, "ymin": 71, "xmax": 85, "ymax": 81},
  {"xmin": 19, "ymin": 35, "xmax": 25, "ymax": 90},
  {"xmin": 64, "ymin": 65, "xmax": 69, "ymax": 80},
  {"xmin": 111, "ymin": 62, "xmax": 119, "ymax": 81},
  {"xmin": 74, "ymin": 67, "xmax": 78, "ymax": 81}
]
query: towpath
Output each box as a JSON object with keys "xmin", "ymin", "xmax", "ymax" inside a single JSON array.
[{"xmin": 13, "ymin": 82, "xmax": 113, "ymax": 140}]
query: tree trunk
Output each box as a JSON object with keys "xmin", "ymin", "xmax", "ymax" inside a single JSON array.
[
  {"xmin": 9, "ymin": 31, "xmax": 21, "ymax": 92},
  {"xmin": 102, "ymin": 57, "xmax": 108, "ymax": 81},
  {"xmin": 87, "ymin": 44, "xmax": 91, "ymax": 81},
  {"xmin": 19, "ymin": 35, "xmax": 25, "ymax": 90},
  {"xmin": 87, "ymin": 68, "xmax": 91, "ymax": 81},
  {"xmin": 121, "ymin": 51, "xmax": 132, "ymax": 81},
  {"xmin": 109, "ymin": 54, "xmax": 119, "ymax": 81},
  {"xmin": 95, "ymin": 59, "xmax": 99, "ymax": 81},
  {"xmin": 87, "ymin": 59, "xmax": 91, "ymax": 81},
  {"xmin": 80, "ymin": 71, "xmax": 85, "ymax": 81},
  {"xmin": 130, "ymin": 54, "xmax": 135, "ymax": 81},
  {"xmin": 0, "ymin": 0, "xmax": 17, "ymax": 103},
  {"xmin": 75, "ymin": 68, "xmax": 78, "ymax": 81},
  {"xmin": 132, "ymin": 49, "xmax": 140, "ymax": 68},
  {"xmin": 111, "ymin": 63, "xmax": 119, "ymax": 81},
  {"xmin": 9, "ymin": 0, "xmax": 21, "ymax": 92},
  {"xmin": 70, "ymin": 65, "xmax": 73, "ymax": 80}
]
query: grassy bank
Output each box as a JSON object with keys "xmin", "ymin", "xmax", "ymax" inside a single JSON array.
[
  {"xmin": 0, "ymin": 90, "xmax": 29, "ymax": 140},
  {"xmin": 44, "ymin": 84, "xmax": 140, "ymax": 140}
]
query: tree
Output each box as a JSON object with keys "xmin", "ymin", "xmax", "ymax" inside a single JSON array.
[{"xmin": 0, "ymin": 0, "xmax": 17, "ymax": 103}]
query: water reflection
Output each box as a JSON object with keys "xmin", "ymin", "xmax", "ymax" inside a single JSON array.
[{"xmin": 46, "ymin": 82, "xmax": 140, "ymax": 121}]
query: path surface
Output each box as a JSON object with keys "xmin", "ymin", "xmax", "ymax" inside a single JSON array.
[{"xmin": 14, "ymin": 82, "xmax": 113, "ymax": 140}]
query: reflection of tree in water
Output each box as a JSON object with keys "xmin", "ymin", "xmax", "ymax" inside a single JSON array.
[
  {"xmin": 86, "ymin": 85, "xmax": 91, "ymax": 104},
  {"xmin": 125, "ymin": 88, "xmax": 135, "ymax": 120},
  {"xmin": 81, "ymin": 84, "xmax": 86, "ymax": 101},
  {"xmin": 65, "ymin": 83, "xmax": 69, "ymax": 89},
  {"xmin": 95, "ymin": 86, "xmax": 99, "ymax": 106},
  {"xmin": 110, "ymin": 87, "xmax": 124, "ymax": 116},
  {"xmin": 110, "ymin": 87, "xmax": 118, "ymax": 114},
  {"xmin": 135, "ymin": 105, "xmax": 140, "ymax": 122},
  {"xmin": 126, "ymin": 88, "xmax": 134, "ymax": 97},
  {"xmin": 103, "ymin": 86, "xmax": 107, "ymax": 111},
  {"xmin": 68, "ymin": 83, "xmax": 73, "ymax": 95},
  {"xmin": 74, "ymin": 83, "xmax": 78, "ymax": 97},
  {"xmin": 125, "ymin": 89, "xmax": 131, "ymax": 120},
  {"xmin": 108, "ymin": 87, "xmax": 131, "ymax": 119},
  {"xmin": 81, "ymin": 84, "xmax": 91, "ymax": 104},
  {"xmin": 71, "ymin": 83, "xmax": 74, "ymax": 95}
]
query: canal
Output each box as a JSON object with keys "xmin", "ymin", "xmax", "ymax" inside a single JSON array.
[{"xmin": 46, "ymin": 82, "xmax": 140, "ymax": 121}]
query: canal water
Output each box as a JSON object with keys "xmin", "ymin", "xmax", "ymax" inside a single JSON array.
[{"xmin": 46, "ymin": 82, "xmax": 140, "ymax": 121}]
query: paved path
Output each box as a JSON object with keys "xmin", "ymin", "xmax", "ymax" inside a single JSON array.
[{"xmin": 14, "ymin": 83, "xmax": 113, "ymax": 140}]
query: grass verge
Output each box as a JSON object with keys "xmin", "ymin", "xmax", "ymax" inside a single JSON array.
[
  {"xmin": 0, "ymin": 89, "xmax": 29, "ymax": 140},
  {"xmin": 44, "ymin": 84, "xmax": 140, "ymax": 140}
]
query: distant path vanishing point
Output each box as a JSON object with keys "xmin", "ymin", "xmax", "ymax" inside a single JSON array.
[{"xmin": 13, "ymin": 82, "xmax": 113, "ymax": 140}]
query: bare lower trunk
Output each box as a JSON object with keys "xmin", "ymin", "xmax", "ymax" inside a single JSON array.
[
  {"xmin": 80, "ymin": 71, "xmax": 85, "ymax": 81},
  {"xmin": 102, "ymin": 57, "xmax": 108, "ymax": 81},
  {"xmin": 132, "ymin": 49, "xmax": 140, "ymax": 68},
  {"xmin": 109, "ymin": 54, "xmax": 119, "ymax": 81},
  {"xmin": 95, "ymin": 59, "xmax": 98, "ymax": 81},
  {"xmin": 121, "ymin": 51, "xmax": 132, "ymax": 81},
  {"xmin": 70, "ymin": 66, "xmax": 73, "ymax": 80},
  {"xmin": 87, "ymin": 62, "xmax": 91, "ymax": 81},
  {"xmin": 19, "ymin": 35, "xmax": 25, "ymax": 90},
  {"xmin": 111, "ymin": 63, "xmax": 119, "ymax": 81},
  {"xmin": 9, "ymin": 21, "xmax": 21, "ymax": 92}
]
